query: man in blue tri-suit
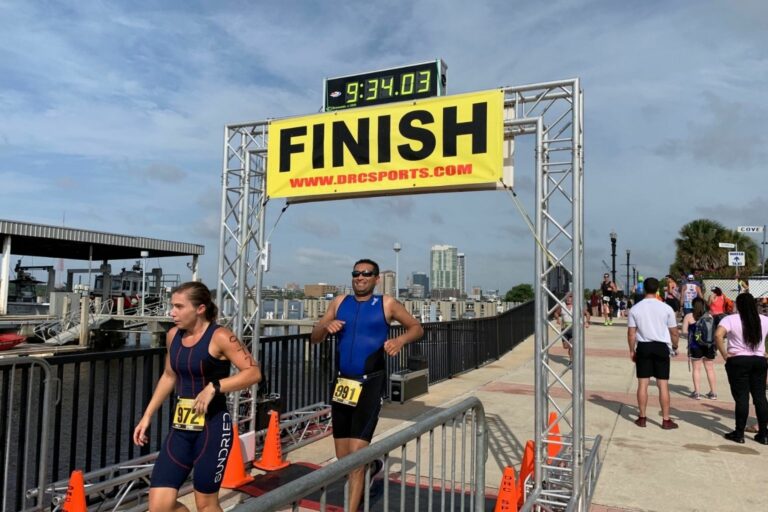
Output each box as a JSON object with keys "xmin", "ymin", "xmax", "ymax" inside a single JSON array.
[{"xmin": 311, "ymin": 258, "xmax": 423, "ymax": 512}]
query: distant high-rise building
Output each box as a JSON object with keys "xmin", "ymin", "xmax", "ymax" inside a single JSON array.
[
  {"xmin": 380, "ymin": 270, "xmax": 396, "ymax": 296},
  {"xmin": 457, "ymin": 253, "xmax": 466, "ymax": 296},
  {"xmin": 411, "ymin": 272, "xmax": 429, "ymax": 296},
  {"xmin": 430, "ymin": 245, "xmax": 459, "ymax": 297}
]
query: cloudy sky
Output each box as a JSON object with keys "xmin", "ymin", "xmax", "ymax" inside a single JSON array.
[{"xmin": 1, "ymin": 0, "xmax": 765, "ymax": 294}]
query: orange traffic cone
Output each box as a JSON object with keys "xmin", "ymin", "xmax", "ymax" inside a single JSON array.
[
  {"xmin": 547, "ymin": 412, "xmax": 562, "ymax": 460},
  {"xmin": 494, "ymin": 465, "xmax": 518, "ymax": 512},
  {"xmin": 517, "ymin": 440, "xmax": 534, "ymax": 508},
  {"xmin": 253, "ymin": 410, "xmax": 289, "ymax": 471},
  {"xmin": 221, "ymin": 423, "xmax": 255, "ymax": 488},
  {"xmin": 62, "ymin": 469, "xmax": 87, "ymax": 512}
]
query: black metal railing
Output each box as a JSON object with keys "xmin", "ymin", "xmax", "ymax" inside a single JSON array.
[
  {"xmin": 0, "ymin": 300, "xmax": 533, "ymax": 510},
  {"xmin": 259, "ymin": 300, "xmax": 535, "ymax": 413}
]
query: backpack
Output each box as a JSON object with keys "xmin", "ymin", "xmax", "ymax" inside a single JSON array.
[
  {"xmin": 724, "ymin": 296, "xmax": 735, "ymax": 314},
  {"xmin": 694, "ymin": 313, "xmax": 715, "ymax": 347}
]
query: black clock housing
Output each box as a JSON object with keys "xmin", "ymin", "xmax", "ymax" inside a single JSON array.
[{"xmin": 324, "ymin": 60, "xmax": 447, "ymax": 111}]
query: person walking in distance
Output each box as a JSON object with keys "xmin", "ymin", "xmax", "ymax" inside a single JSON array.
[
  {"xmin": 311, "ymin": 259, "xmax": 423, "ymax": 512},
  {"xmin": 133, "ymin": 282, "xmax": 261, "ymax": 512},
  {"xmin": 681, "ymin": 274, "xmax": 702, "ymax": 317},
  {"xmin": 600, "ymin": 273, "xmax": 618, "ymax": 326},
  {"xmin": 663, "ymin": 275, "xmax": 681, "ymax": 315},
  {"xmin": 627, "ymin": 277, "xmax": 680, "ymax": 429}
]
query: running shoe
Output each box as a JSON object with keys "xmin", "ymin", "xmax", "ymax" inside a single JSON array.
[
  {"xmin": 661, "ymin": 419, "xmax": 679, "ymax": 430},
  {"xmin": 690, "ymin": 391, "xmax": 701, "ymax": 400},
  {"xmin": 705, "ymin": 392, "xmax": 717, "ymax": 400},
  {"xmin": 634, "ymin": 416, "xmax": 647, "ymax": 428},
  {"xmin": 724, "ymin": 431, "xmax": 745, "ymax": 443}
]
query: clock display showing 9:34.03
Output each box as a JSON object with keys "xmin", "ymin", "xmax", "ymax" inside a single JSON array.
[
  {"xmin": 345, "ymin": 70, "xmax": 432, "ymax": 104},
  {"xmin": 324, "ymin": 61, "xmax": 442, "ymax": 111}
]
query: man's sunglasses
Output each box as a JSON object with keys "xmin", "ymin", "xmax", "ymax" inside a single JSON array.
[{"xmin": 352, "ymin": 270, "xmax": 377, "ymax": 278}]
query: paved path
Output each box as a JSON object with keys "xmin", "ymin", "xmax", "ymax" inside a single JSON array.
[{"xmin": 210, "ymin": 316, "xmax": 764, "ymax": 511}]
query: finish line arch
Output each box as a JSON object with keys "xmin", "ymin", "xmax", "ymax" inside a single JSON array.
[{"xmin": 217, "ymin": 78, "xmax": 593, "ymax": 510}]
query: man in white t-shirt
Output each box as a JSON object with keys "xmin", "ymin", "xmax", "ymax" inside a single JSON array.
[{"xmin": 627, "ymin": 277, "xmax": 680, "ymax": 429}]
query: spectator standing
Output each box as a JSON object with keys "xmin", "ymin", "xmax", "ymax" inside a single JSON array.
[
  {"xmin": 714, "ymin": 293, "xmax": 768, "ymax": 444},
  {"xmin": 681, "ymin": 297, "xmax": 717, "ymax": 400},
  {"xmin": 590, "ymin": 290, "xmax": 601, "ymax": 317},
  {"xmin": 708, "ymin": 286, "xmax": 726, "ymax": 328},
  {"xmin": 627, "ymin": 277, "xmax": 680, "ymax": 429}
]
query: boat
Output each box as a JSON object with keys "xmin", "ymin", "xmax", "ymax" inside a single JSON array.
[{"xmin": 0, "ymin": 333, "xmax": 26, "ymax": 351}]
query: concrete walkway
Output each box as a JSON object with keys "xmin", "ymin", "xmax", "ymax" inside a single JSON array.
[{"xmin": 211, "ymin": 317, "xmax": 763, "ymax": 511}]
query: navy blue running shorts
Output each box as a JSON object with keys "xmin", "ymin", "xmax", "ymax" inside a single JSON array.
[{"xmin": 150, "ymin": 408, "xmax": 232, "ymax": 494}]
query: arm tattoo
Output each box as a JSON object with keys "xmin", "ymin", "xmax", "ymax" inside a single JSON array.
[{"xmin": 228, "ymin": 334, "xmax": 258, "ymax": 367}]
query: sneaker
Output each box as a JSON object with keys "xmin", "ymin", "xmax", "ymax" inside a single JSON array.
[
  {"xmin": 724, "ymin": 431, "xmax": 745, "ymax": 443},
  {"xmin": 661, "ymin": 419, "xmax": 679, "ymax": 430},
  {"xmin": 690, "ymin": 391, "xmax": 701, "ymax": 400},
  {"xmin": 705, "ymin": 392, "xmax": 717, "ymax": 400},
  {"xmin": 370, "ymin": 458, "xmax": 384, "ymax": 478},
  {"xmin": 634, "ymin": 416, "xmax": 647, "ymax": 428},
  {"xmin": 754, "ymin": 433, "xmax": 768, "ymax": 445}
]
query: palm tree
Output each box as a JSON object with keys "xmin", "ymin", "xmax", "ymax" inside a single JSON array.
[{"xmin": 669, "ymin": 219, "xmax": 759, "ymax": 277}]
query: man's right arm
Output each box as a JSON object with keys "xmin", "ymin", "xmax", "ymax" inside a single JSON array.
[
  {"xmin": 310, "ymin": 296, "xmax": 344, "ymax": 344},
  {"xmin": 627, "ymin": 326, "xmax": 637, "ymax": 361}
]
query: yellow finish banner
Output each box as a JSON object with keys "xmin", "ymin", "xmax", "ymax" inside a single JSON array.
[{"xmin": 266, "ymin": 89, "xmax": 504, "ymax": 201}]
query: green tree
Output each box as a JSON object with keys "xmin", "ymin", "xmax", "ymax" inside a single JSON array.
[
  {"xmin": 505, "ymin": 283, "xmax": 534, "ymax": 302},
  {"xmin": 669, "ymin": 219, "xmax": 759, "ymax": 277}
]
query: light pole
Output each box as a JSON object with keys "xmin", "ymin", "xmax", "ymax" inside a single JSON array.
[
  {"xmin": 610, "ymin": 231, "xmax": 617, "ymax": 285},
  {"xmin": 393, "ymin": 242, "xmax": 401, "ymax": 300},
  {"xmin": 140, "ymin": 250, "xmax": 149, "ymax": 315},
  {"xmin": 626, "ymin": 249, "xmax": 630, "ymax": 296}
]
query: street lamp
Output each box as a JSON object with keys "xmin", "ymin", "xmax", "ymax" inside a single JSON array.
[
  {"xmin": 393, "ymin": 242, "xmax": 401, "ymax": 300},
  {"xmin": 610, "ymin": 231, "xmax": 617, "ymax": 285},
  {"xmin": 626, "ymin": 249, "xmax": 631, "ymax": 295},
  {"xmin": 140, "ymin": 250, "xmax": 149, "ymax": 315}
]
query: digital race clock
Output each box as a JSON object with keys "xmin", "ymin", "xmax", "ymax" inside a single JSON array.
[{"xmin": 324, "ymin": 59, "xmax": 447, "ymax": 111}]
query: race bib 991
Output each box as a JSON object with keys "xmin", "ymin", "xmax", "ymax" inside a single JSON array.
[{"xmin": 332, "ymin": 377, "xmax": 363, "ymax": 407}]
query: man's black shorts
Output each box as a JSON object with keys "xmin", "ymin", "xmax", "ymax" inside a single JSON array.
[
  {"xmin": 635, "ymin": 341, "xmax": 671, "ymax": 379},
  {"xmin": 331, "ymin": 374, "xmax": 384, "ymax": 442}
]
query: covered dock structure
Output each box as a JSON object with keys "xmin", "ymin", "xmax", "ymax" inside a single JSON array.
[{"xmin": 0, "ymin": 219, "xmax": 205, "ymax": 315}]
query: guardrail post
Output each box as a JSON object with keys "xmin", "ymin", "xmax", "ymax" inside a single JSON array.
[
  {"xmin": 79, "ymin": 295, "xmax": 89, "ymax": 346},
  {"xmin": 447, "ymin": 322, "xmax": 454, "ymax": 378}
]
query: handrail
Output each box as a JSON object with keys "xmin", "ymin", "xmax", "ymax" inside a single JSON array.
[{"xmin": 235, "ymin": 396, "xmax": 487, "ymax": 512}]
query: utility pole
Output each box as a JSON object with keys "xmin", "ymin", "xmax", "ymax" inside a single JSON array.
[
  {"xmin": 610, "ymin": 231, "xmax": 617, "ymax": 285},
  {"xmin": 625, "ymin": 250, "xmax": 631, "ymax": 295}
]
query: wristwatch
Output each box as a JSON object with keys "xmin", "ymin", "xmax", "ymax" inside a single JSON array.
[{"xmin": 211, "ymin": 379, "xmax": 222, "ymax": 395}]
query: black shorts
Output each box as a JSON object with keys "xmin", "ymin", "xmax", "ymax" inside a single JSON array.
[
  {"xmin": 689, "ymin": 343, "xmax": 716, "ymax": 360},
  {"xmin": 331, "ymin": 374, "xmax": 384, "ymax": 442},
  {"xmin": 635, "ymin": 342, "xmax": 671, "ymax": 380}
]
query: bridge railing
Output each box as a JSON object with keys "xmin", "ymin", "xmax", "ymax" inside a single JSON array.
[
  {"xmin": 234, "ymin": 397, "xmax": 488, "ymax": 512},
  {"xmin": 1, "ymin": 300, "xmax": 533, "ymax": 511}
]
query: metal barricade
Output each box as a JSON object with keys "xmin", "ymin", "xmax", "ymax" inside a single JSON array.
[
  {"xmin": 0, "ymin": 357, "xmax": 56, "ymax": 512},
  {"xmin": 235, "ymin": 396, "xmax": 487, "ymax": 512}
]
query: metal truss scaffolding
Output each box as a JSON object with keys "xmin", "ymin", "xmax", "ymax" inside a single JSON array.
[
  {"xmin": 218, "ymin": 79, "xmax": 598, "ymax": 511},
  {"xmin": 503, "ymin": 79, "xmax": 600, "ymax": 511}
]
